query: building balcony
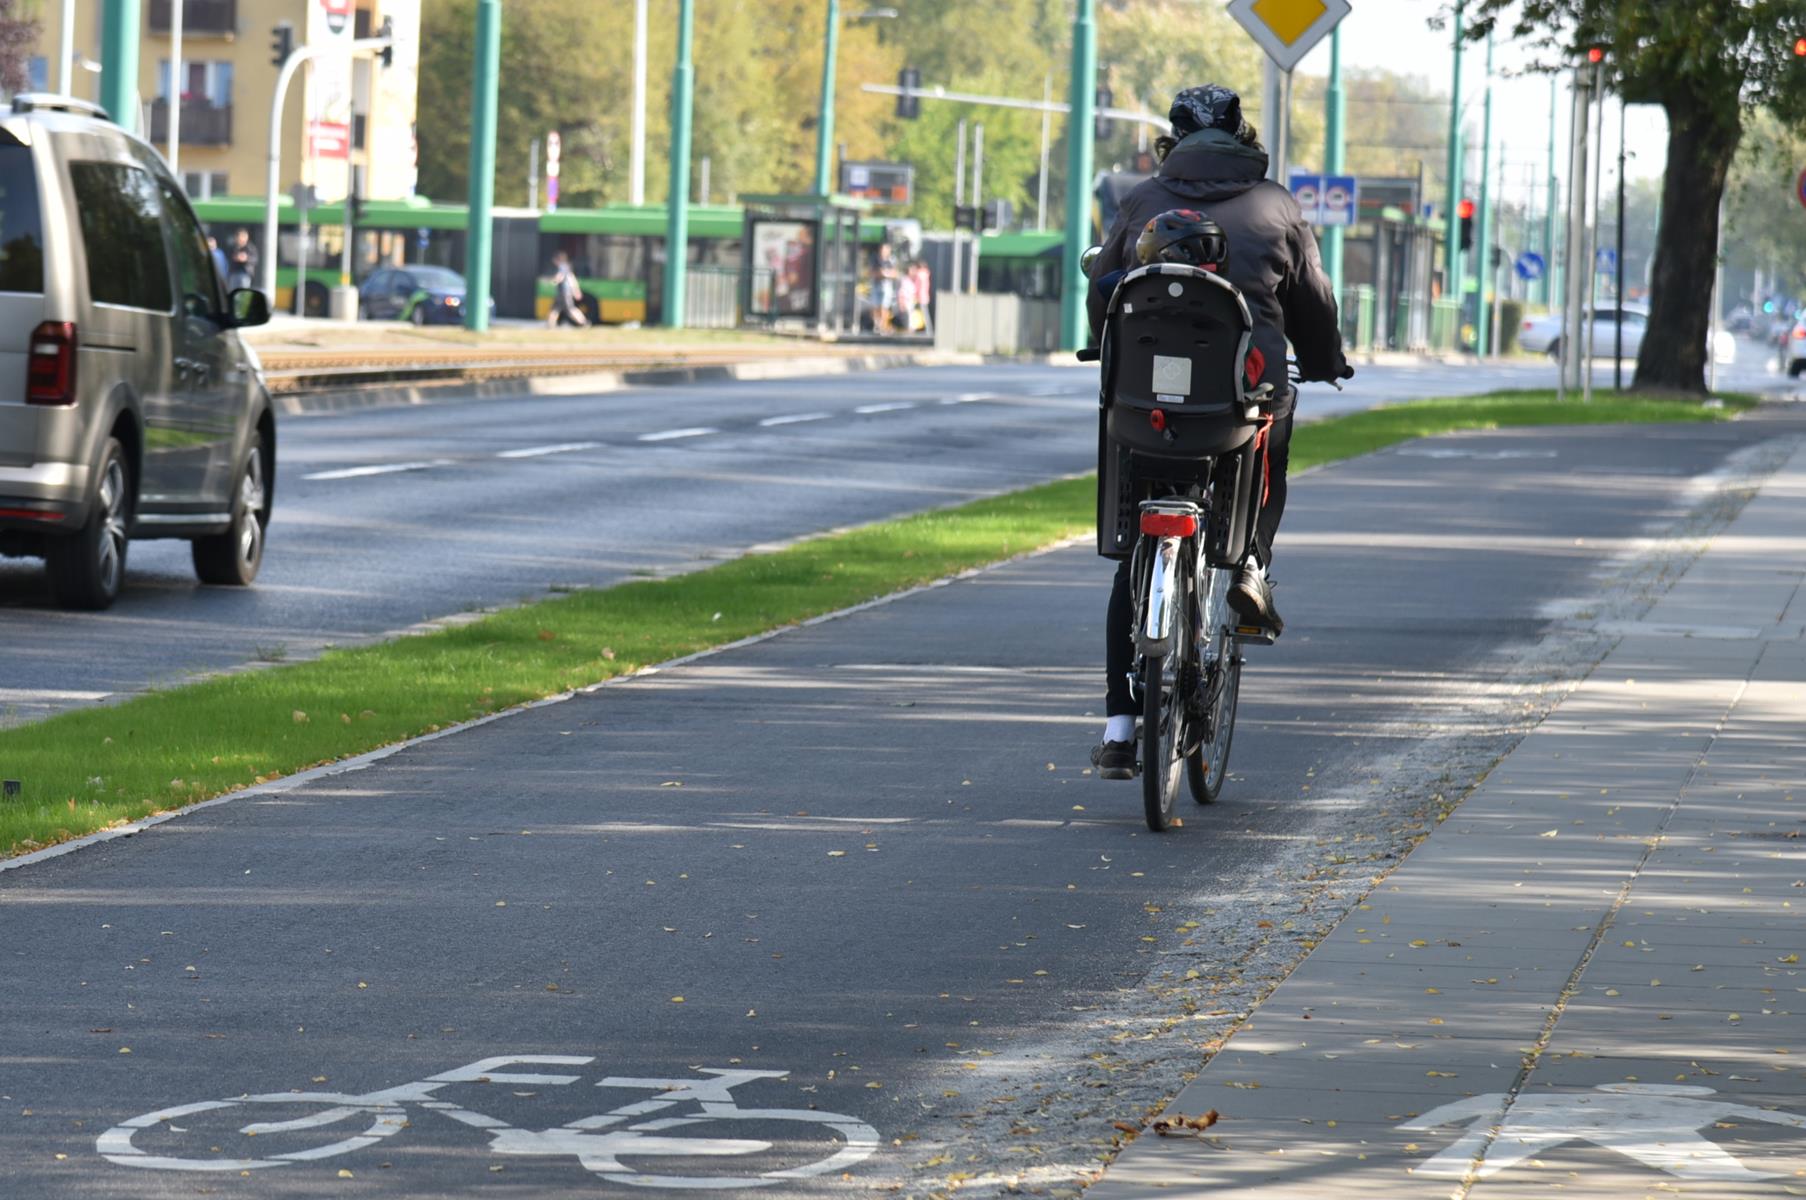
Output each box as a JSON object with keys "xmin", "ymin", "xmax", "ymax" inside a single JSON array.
[
  {"xmin": 148, "ymin": 0, "xmax": 237, "ymax": 36},
  {"xmin": 148, "ymin": 100, "xmax": 233, "ymax": 146}
]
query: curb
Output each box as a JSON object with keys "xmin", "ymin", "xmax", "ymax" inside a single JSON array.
[{"xmin": 270, "ymin": 350, "xmax": 994, "ymax": 416}]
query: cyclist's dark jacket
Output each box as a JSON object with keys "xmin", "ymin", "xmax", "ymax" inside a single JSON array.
[{"xmin": 1089, "ymin": 128, "xmax": 1347, "ymax": 411}]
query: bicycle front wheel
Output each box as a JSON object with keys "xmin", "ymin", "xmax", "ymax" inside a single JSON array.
[
  {"xmin": 97, "ymin": 1095, "xmax": 408, "ymax": 1172},
  {"xmin": 1188, "ymin": 652, "xmax": 1241, "ymax": 805}
]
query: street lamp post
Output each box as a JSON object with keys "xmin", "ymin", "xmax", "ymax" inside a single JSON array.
[
  {"xmin": 99, "ymin": 0, "xmax": 140, "ymax": 133},
  {"xmin": 167, "ymin": 0, "xmax": 183, "ymax": 173},
  {"xmin": 1475, "ymin": 31, "xmax": 1494, "ymax": 355},
  {"xmin": 1323, "ymin": 27, "xmax": 1346, "ymax": 296},
  {"xmin": 1059, "ymin": 0, "xmax": 1097, "ymax": 351},
  {"xmin": 463, "ymin": 0, "xmax": 502, "ymax": 332},
  {"xmin": 663, "ymin": 0, "xmax": 695, "ymax": 328},
  {"xmin": 1442, "ymin": 1, "xmax": 1464, "ymax": 311},
  {"xmin": 813, "ymin": 0, "xmax": 841, "ymax": 196},
  {"xmin": 630, "ymin": 0, "xmax": 648, "ymax": 206}
]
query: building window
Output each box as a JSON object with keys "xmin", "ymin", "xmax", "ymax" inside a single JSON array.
[
  {"xmin": 183, "ymin": 171, "xmax": 230, "ymax": 200},
  {"xmin": 157, "ymin": 59, "xmax": 233, "ymax": 107}
]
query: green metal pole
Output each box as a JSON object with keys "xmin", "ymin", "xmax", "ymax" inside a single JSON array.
[
  {"xmin": 1443, "ymin": 1, "xmax": 1464, "ymax": 308},
  {"xmin": 1059, "ymin": 0, "xmax": 1096, "ymax": 351},
  {"xmin": 1475, "ymin": 31, "xmax": 1494, "ymax": 355},
  {"xmin": 1543, "ymin": 73, "xmax": 1559, "ymax": 309},
  {"xmin": 1324, "ymin": 27, "xmax": 1346, "ymax": 296},
  {"xmin": 99, "ymin": 0, "xmax": 141, "ymax": 132},
  {"xmin": 663, "ymin": 0, "xmax": 694, "ymax": 328},
  {"xmin": 812, "ymin": 0, "xmax": 839, "ymax": 196},
  {"xmin": 462, "ymin": 0, "xmax": 500, "ymax": 331}
]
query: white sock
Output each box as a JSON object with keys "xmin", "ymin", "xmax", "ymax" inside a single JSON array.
[{"xmin": 1104, "ymin": 715, "xmax": 1136, "ymax": 743}]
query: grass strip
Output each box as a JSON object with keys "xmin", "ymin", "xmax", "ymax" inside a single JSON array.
[{"xmin": 0, "ymin": 387, "xmax": 1750, "ymax": 858}]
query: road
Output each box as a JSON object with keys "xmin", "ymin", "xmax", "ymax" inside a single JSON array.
[
  {"xmin": 1, "ymin": 407, "xmax": 1793, "ymax": 1197},
  {"xmin": 0, "ymin": 356, "xmax": 1581, "ymax": 726}
]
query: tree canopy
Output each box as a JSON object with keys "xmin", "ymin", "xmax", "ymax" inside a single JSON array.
[{"xmin": 1462, "ymin": 0, "xmax": 1806, "ymax": 391}]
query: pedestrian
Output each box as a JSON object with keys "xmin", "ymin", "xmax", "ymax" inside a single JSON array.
[
  {"xmin": 547, "ymin": 251, "xmax": 590, "ymax": 328},
  {"xmin": 910, "ymin": 260, "xmax": 933, "ymax": 333},
  {"xmin": 896, "ymin": 266, "xmax": 918, "ymax": 334},
  {"xmin": 207, "ymin": 236, "xmax": 228, "ymax": 287},
  {"xmin": 225, "ymin": 229, "xmax": 258, "ymax": 293},
  {"xmin": 875, "ymin": 243, "xmax": 899, "ymax": 334}
]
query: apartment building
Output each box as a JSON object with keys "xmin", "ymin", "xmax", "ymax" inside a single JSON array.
[{"xmin": 28, "ymin": 0, "xmax": 420, "ymax": 203}]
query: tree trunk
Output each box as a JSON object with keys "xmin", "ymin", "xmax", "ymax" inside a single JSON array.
[{"xmin": 1632, "ymin": 96, "xmax": 1741, "ymax": 394}]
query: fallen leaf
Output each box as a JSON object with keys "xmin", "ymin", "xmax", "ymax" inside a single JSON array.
[
  {"xmin": 670, "ymin": 996, "xmax": 685, "ymax": 1003},
  {"xmin": 1152, "ymin": 1110, "xmax": 1219, "ymax": 1136}
]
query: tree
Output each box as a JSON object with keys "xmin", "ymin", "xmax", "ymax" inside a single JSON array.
[
  {"xmin": 1723, "ymin": 109, "xmax": 1806, "ymax": 298},
  {"xmin": 1463, "ymin": 0, "xmax": 1806, "ymax": 392},
  {"xmin": 0, "ymin": 0, "xmax": 39, "ymax": 96}
]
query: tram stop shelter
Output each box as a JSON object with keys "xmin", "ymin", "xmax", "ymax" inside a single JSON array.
[{"xmin": 739, "ymin": 194, "xmax": 870, "ymax": 338}]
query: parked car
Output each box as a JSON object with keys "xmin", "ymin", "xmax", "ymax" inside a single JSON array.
[
  {"xmin": 0, "ymin": 94, "xmax": 275, "ymax": 610},
  {"xmin": 1518, "ymin": 303, "xmax": 1735, "ymax": 366},
  {"xmin": 358, "ymin": 264, "xmax": 489, "ymax": 325}
]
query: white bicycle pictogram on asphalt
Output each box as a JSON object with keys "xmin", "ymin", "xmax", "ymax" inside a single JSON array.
[{"xmin": 98, "ymin": 1057, "xmax": 880, "ymax": 1189}]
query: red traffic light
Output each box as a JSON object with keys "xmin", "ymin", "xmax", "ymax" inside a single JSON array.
[
  {"xmin": 1795, "ymin": 36, "xmax": 1806, "ymax": 56},
  {"xmin": 1586, "ymin": 46, "xmax": 1605, "ymax": 63},
  {"xmin": 1457, "ymin": 198, "xmax": 1476, "ymax": 220}
]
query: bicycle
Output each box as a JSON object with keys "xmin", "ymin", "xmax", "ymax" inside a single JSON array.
[
  {"xmin": 1084, "ymin": 262, "xmax": 1343, "ymax": 831},
  {"xmin": 97, "ymin": 1056, "xmax": 879, "ymax": 1189}
]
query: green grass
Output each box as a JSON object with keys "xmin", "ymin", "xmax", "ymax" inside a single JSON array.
[{"xmin": 0, "ymin": 387, "xmax": 1750, "ymax": 858}]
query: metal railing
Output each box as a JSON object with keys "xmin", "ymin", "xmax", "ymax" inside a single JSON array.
[
  {"xmin": 149, "ymin": 0, "xmax": 236, "ymax": 33},
  {"xmin": 149, "ymin": 100, "xmax": 231, "ymax": 146}
]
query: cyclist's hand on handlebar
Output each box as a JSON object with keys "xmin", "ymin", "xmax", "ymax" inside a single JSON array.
[{"xmin": 1076, "ymin": 346, "xmax": 1101, "ymax": 362}]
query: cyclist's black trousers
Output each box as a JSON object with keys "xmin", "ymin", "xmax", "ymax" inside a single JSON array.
[{"xmin": 1105, "ymin": 411, "xmax": 1293, "ymax": 718}]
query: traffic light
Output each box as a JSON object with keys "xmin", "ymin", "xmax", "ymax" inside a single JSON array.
[
  {"xmin": 1094, "ymin": 85, "xmax": 1114, "ymax": 141},
  {"xmin": 378, "ymin": 16, "xmax": 395, "ymax": 68},
  {"xmin": 1586, "ymin": 45, "xmax": 1605, "ymax": 64},
  {"xmin": 981, "ymin": 198, "xmax": 1013, "ymax": 232},
  {"xmin": 1794, "ymin": 35, "xmax": 1806, "ymax": 56},
  {"xmin": 270, "ymin": 21, "xmax": 294, "ymax": 67},
  {"xmin": 1457, "ymin": 198, "xmax": 1475, "ymax": 252},
  {"xmin": 896, "ymin": 67, "xmax": 920, "ymax": 120}
]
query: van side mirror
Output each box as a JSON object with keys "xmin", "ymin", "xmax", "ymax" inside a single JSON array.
[{"xmin": 229, "ymin": 288, "xmax": 270, "ymax": 328}]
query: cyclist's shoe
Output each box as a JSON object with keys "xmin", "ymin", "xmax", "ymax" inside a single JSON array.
[
  {"xmin": 1228, "ymin": 560, "xmax": 1285, "ymax": 635},
  {"xmin": 1091, "ymin": 739, "xmax": 1137, "ymax": 780}
]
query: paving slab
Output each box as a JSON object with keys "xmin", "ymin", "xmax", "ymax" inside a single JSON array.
[{"xmin": 1093, "ymin": 437, "xmax": 1806, "ymax": 1198}]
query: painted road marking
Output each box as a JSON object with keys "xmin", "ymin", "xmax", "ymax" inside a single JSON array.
[
  {"xmin": 301, "ymin": 460, "xmax": 455, "ymax": 481},
  {"xmin": 497, "ymin": 441, "xmax": 603, "ymax": 459},
  {"xmin": 100, "ymin": 1058, "xmax": 879, "ymax": 1187},
  {"xmin": 854, "ymin": 401, "xmax": 917, "ymax": 414},
  {"xmin": 638, "ymin": 427, "xmax": 718, "ymax": 443},
  {"xmin": 1403, "ymin": 1083, "xmax": 1806, "ymax": 1181},
  {"xmin": 940, "ymin": 392, "xmax": 995, "ymax": 405},
  {"xmin": 1395, "ymin": 447, "xmax": 1560, "ymax": 460},
  {"xmin": 758, "ymin": 412, "xmax": 833, "ymax": 427}
]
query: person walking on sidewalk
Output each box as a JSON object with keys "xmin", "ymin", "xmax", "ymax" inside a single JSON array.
[
  {"xmin": 225, "ymin": 229, "xmax": 259, "ymax": 293},
  {"xmin": 1086, "ymin": 83, "xmax": 1348, "ymax": 777},
  {"xmin": 547, "ymin": 251, "xmax": 591, "ymax": 328}
]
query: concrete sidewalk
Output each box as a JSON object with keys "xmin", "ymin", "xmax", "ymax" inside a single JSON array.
[{"xmin": 1092, "ymin": 441, "xmax": 1806, "ymax": 1196}]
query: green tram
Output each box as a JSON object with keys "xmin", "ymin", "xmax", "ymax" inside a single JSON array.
[{"xmin": 188, "ymin": 197, "xmax": 1067, "ymax": 325}]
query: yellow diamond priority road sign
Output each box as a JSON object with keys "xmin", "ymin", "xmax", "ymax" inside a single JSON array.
[{"xmin": 1228, "ymin": 0, "xmax": 1351, "ymax": 72}]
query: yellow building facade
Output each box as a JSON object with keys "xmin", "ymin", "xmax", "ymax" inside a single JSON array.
[{"xmin": 26, "ymin": 0, "xmax": 420, "ymax": 203}]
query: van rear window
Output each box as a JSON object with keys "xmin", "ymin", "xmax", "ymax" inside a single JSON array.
[{"xmin": 0, "ymin": 142, "xmax": 44, "ymax": 293}]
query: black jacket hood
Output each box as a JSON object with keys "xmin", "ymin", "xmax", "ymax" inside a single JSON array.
[{"xmin": 1155, "ymin": 128, "xmax": 1269, "ymax": 202}]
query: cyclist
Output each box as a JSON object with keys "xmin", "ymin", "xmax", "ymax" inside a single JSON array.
[{"xmin": 1088, "ymin": 84, "xmax": 1349, "ymax": 779}]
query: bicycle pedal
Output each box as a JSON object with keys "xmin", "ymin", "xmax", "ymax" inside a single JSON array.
[{"xmin": 1231, "ymin": 624, "xmax": 1277, "ymax": 645}]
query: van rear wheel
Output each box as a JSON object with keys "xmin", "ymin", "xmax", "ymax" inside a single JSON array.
[
  {"xmin": 47, "ymin": 438, "xmax": 131, "ymax": 610},
  {"xmin": 192, "ymin": 438, "xmax": 268, "ymax": 586}
]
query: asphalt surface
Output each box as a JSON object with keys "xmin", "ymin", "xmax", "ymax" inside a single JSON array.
[
  {"xmin": 0, "ymin": 408, "xmax": 1790, "ymax": 1198},
  {"xmin": 0, "ymin": 354, "xmax": 1575, "ymax": 726}
]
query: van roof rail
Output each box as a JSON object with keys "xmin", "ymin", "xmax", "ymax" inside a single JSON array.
[{"xmin": 11, "ymin": 93, "xmax": 112, "ymax": 121}]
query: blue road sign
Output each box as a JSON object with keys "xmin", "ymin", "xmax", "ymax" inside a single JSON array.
[
  {"xmin": 1595, "ymin": 247, "xmax": 1618, "ymax": 274},
  {"xmin": 1289, "ymin": 171, "xmax": 1324, "ymax": 223},
  {"xmin": 1320, "ymin": 175, "xmax": 1358, "ymax": 227},
  {"xmin": 1514, "ymin": 251, "xmax": 1546, "ymax": 282}
]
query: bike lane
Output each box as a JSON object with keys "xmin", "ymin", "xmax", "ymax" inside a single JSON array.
[{"xmin": 0, "ymin": 413, "xmax": 1795, "ymax": 1198}]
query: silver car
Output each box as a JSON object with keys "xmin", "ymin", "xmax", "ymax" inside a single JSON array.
[{"xmin": 0, "ymin": 94, "xmax": 273, "ymax": 610}]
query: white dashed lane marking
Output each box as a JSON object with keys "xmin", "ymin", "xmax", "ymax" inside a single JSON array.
[
  {"xmin": 302, "ymin": 460, "xmax": 456, "ymax": 481},
  {"xmin": 637, "ymin": 428, "xmax": 719, "ymax": 443},
  {"xmin": 853, "ymin": 402, "xmax": 917, "ymax": 414},
  {"xmin": 496, "ymin": 442, "xmax": 604, "ymax": 459},
  {"xmin": 757, "ymin": 412, "xmax": 833, "ymax": 427}
]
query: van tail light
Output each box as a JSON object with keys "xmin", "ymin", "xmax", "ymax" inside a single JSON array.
[
  {"xmin": 1140, "ymin": 511, "xmax": 1197, "ymax": 538},
  {"xmin": 26, "ymin": 321, "xmax": 77, "ymax": 406}
]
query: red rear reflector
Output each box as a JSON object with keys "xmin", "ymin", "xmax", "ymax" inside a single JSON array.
[
  {"xmin": 1793, "ymin": 328, "xmax": 1806, "ymax": 340},
  {"xmin": 1522, "ymin": 320, "xmax": 1534, "ymax": 330},
  {"xmin": 1244, "ymin": 346, "xmax": 1266, "ymax": 387},
  {"xmin": 26, "ymin": 321, "xmax": 77, "ymax": 406},
  {"xmin": 1149, "ymin": 408, "xmax": 1167, "ymax": 432},
  {"xmin": 1140, "ymin": 512, "xmax": 1197, "ymax": 537}
]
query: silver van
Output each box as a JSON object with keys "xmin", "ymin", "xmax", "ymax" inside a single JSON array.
[{"xmin": 0, "ymin": 93, "xmax": 274, "ymax": 610}]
